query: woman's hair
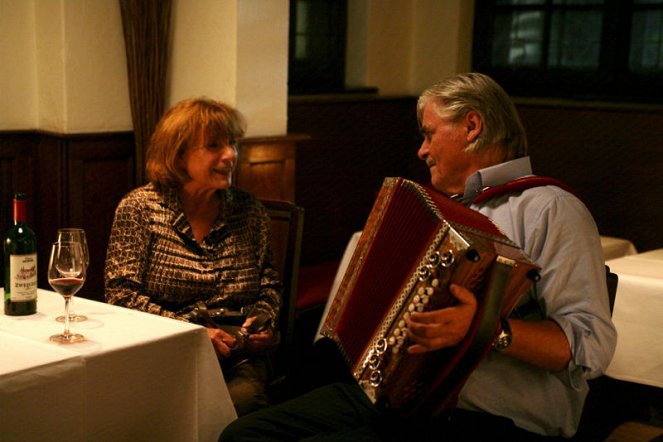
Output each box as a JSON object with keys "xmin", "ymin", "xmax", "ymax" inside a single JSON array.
[
  {"xmin": 417, "ymin": 72, "xmax": 527, "ymax": 160},
  {"xmin": 146, "ymin": 97, "xmax": 247, "ymax": 188}
]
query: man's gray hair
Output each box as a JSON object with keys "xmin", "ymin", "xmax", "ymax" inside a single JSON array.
[{"xmin": 417, "ymin": 73, "xmax": 527, "ymax": 160}]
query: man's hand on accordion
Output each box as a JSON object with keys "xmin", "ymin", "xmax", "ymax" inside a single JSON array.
[{"xmin": 406, "ymin": 283, "xmax": 477, "ymax": 353}]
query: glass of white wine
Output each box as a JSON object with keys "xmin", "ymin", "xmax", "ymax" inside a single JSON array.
[
  {"xmin": 48, "ymin": 241, "xmax": 86, "ymax": 343},
  {"xmin": 55, "ymin": 228, "xmax": 89, "ymax": 322}
]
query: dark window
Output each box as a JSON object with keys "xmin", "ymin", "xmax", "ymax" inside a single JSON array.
[
  {"xmin": 473, "ymin": 0, "xmax": 663, "ymax": 102},
  {"xmin": 288, "ymin": 0, "xmax": 347, "ymax": 95}
]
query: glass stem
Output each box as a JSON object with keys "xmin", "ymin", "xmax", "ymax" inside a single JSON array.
[
  {"xmin": 63, "ymin": 297, "xmax": 72, "ymax": 337},
  {"xmin": 69, "ymin": 297, "xmax": 75, "ymax": 316}
]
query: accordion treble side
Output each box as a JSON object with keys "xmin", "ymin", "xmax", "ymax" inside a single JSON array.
[{"xmin": 320, "ymin": 177, "xmax": 539, "ymax": 416}]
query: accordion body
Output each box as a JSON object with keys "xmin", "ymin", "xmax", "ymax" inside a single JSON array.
[{"xmin": 320, "ymin": 178, "xmax": 539, "ymax": 416}]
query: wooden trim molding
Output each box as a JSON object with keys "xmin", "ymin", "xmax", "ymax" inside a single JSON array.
[{"xmin": 236, "ymin": 134, "xmax": 309, "ymax": 203}]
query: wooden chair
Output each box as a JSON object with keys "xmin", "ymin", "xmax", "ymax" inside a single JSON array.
[
  {"xmin": 259, "ymin": 199, "xmax": 304, "ymax": 392},
  {"xmin": 606, "ymin": 265, "xmax": 618, "ymax": 314}
]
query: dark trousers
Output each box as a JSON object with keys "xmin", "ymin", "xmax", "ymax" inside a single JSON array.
[{"xmin": 220, "ymin": 381, "xmax": 565, "ymax": 441}]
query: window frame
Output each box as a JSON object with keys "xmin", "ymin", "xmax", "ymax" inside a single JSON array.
[
  {"xmin": 288, "ymin": 0, "xmax": 348, "ymax": 95},
  {"xmin": 472, "ymin": 0, "xmax": 663, "ymax": 103}
]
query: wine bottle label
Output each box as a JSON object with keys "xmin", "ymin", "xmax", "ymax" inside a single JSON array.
[{"xmin": 9, "ymin": 253, "xmax": 38, "ymax": 301}]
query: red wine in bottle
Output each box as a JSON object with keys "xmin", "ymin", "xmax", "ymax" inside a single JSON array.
[{"xmin": 4, "ymin": 193, "xmax": 38, "ymax": 315}]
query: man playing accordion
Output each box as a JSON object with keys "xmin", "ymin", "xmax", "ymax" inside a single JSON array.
[{"xmin": 221, "ymin": 73, "xmax": 617, "ymax": 441}]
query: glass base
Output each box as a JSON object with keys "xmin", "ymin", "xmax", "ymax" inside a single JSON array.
[
  {"xmin": 50, "ymin": 332, "xmax": 85, "ymax": 344},
  {"xmin": 56, "ymin": 313, "xmax": 87, "ymax": 323}
]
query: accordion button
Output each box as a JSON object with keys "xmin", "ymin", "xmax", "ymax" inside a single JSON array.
[
  {"xmin": 431, "ymin": 278, "xmax": 440, "ymax": 287},
  {"xmin": 441, "ymin": 251, "xmax": 455, "ymax": 267},
  {"xmin": 376, "ymin": 338, "xmax": 388, "ymax": 354},
  {"xmin": 369, "ymin": 371, "xmax": 382, "ymax": 387},
  {"xmin": 368, "ymin": 354, "xmax": 380, "ymax": 369}
]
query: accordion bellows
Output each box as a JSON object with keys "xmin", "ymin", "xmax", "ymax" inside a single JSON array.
[{"xmin": 320, "ymin": 177, "xmax": 539, "ymax": 416}]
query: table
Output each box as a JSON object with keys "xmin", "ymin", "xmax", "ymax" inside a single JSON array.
[
  {"xmin": 605, "ymin": 250, "xmax": 663, "ymax": 388},
  {"xmin": 0, "ymin": 289, "xmax": 237, "ymax": 442},
  {"xmin": 600, "ymin": 235, "xmax": 637, "ymax": 261},
  {"xmin": 314, "ymin": 231, "xmax": 362, "ymax": 340}
]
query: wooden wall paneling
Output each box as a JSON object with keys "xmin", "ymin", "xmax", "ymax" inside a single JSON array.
[
  {"xmin": 0, "ymin": 132, "xmax": 39, "ymax": 287},
  {"xmin": 33, "ymin": 134, "xmax": 66, "ymax": 293},
  {"xmin": 289, "ymin": 96, "xmax": 663, "ymax": 264},
  {"xmin": 517, "ymin": 102, "xmax": 663, "ymax": 253},
  {"xmin": 236, "ymin": 135, "xmax": 308, "ymax": 203},
  {"xmin": 288, "ymin": 96, "xmax": 425, "ymax": 266},
  {"xmin": 66, "ymin": 133, "xmax": 135, "ymax": 301},
  {"xmin": 0, "ymin": 133, "xmax": 38, "ymax": 227}
]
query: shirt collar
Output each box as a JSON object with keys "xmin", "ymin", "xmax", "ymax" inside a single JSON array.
[
  {"xmin": 158, "ymin": 184, "xmax": 235, "ymax": 245},
  {"xmin": 462, "ymin": 156, "xmax": 533, "ymax": 201}
]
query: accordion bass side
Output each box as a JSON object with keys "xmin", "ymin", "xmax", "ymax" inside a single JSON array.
[{"xmin": 320, "ymin": 177, "xmax": 540, "ymax": 416}]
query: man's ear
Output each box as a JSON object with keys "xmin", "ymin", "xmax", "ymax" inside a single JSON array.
[{"xmin": 464, "ymin": 110, "xmax": 483, "ymax": 143}]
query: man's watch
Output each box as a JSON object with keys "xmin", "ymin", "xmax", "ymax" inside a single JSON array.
[{"xmin": 492, "ymin": 317, "xmax": 512, "ymax": 351}]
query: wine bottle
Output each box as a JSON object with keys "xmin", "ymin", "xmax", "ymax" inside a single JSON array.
[{"xmin": 4, "ymin": 193, "xmax": 38, "ymax": 315}]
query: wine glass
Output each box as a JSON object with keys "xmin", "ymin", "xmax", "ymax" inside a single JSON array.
[
  {"xmin": 48, "ymin": 241, "xmax": 86, "ymax": 344},
  {"xmin": 55, "ymin": 228, "xmax": 89, "ymax": 322}
]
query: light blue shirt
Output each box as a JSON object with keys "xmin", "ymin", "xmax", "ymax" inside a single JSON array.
[{"xmin": 456, "ymin": 157, "xmax": 617, "ymax": 437}]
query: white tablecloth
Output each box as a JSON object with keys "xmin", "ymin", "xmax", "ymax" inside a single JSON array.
[
  {"xmin": 605, "ymin": 251, "xmax": 663, "ymax": 388},
  {"xmin": 315, "ymin": 231, "xmax": 362, "ymax": 340},
  {"xmin": 0, "ymin": 289, "xmax": 236, "ymax": 442},
  {"xmin": 600, "ymin": 236, "xmax": 637, "ymax": 261}
]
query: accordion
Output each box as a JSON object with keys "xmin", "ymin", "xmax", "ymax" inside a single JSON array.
[{"xmin": 320, "ymin": 177, "xmax": 539, "ymax": 416}]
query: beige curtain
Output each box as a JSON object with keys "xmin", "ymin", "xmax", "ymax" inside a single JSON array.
[{"xmin": 119, "ymin": 0, "xmax": 172, "ymax": 185}]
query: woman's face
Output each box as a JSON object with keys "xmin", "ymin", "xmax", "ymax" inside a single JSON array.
[{"xmin": 180, "ymin": 133, "xmax": 238, "ymax": 193}]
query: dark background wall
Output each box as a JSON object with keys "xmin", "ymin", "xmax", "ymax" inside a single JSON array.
[
  {"xmin": 520, "ymin": 102, "xmax": 663, "ymax": 255},
  {"xmin": 0, "ymin": 132, "xmax": 135, "ymax": 301},
  {"xmin": 2, "ymin": 97, "xmax": 662, "ymax": 300},
  {"xmin": 289, "ymin": 95, "xmax": 427, "ymax": 266},
  {"xmin": 288, "ymin": 96, "xmax": 663, "ymax": 268}
]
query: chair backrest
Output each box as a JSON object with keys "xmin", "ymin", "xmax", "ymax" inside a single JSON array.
[
  {"xmin": 260, "ymin": 199, "xmax": 304, "ymax": 380},
  {"xmin": 605, "ymin": 265, "xmax": 618, "ymax": 315}
]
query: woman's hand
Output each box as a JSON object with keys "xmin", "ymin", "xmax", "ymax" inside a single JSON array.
[
  {"xmin": 406, "ymin": 283, "xmax": 477, "ymax": 353},
  {"xmin": 206, "ymin": 327, "xmax": 237, "ymax": 359},
  {"xmin": 241, "ymin": 316, "xmax": 280, "ymax": 353}
]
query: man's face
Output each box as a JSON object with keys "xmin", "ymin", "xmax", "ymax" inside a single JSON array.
[{"xmin": 417, "ymin": 102, "xmax": 477, "ymax": 195}]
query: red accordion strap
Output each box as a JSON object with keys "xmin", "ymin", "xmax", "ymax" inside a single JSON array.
[{"xmin": 472, "ymin": 176, "xmax": 579, "ymax": 204}]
